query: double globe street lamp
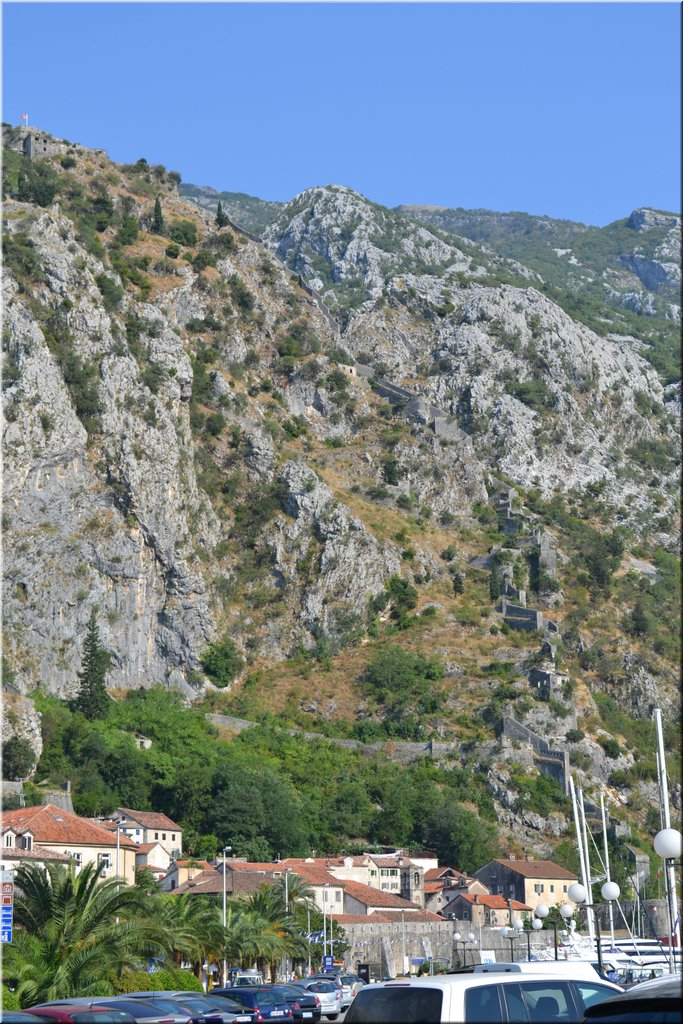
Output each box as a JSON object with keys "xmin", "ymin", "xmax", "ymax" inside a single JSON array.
[
  {"xmin": 567, "ymin": 880, "xmax": 621, "ymax": 977},
  {"xmin": 533, "ymin": 902, "xmax": 574, "ymax": 960}
]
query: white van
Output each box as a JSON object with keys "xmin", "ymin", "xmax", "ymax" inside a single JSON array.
[{"xmin": 343, "ymin": 971, "xmax": 623, "ymax": 1023}]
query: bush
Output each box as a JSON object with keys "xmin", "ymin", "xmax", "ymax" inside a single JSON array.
[
  {"xmin": 114, "ymin": 968, "xmax": 202, "ymax": 994},
  {"xmin": 165, "ymin": 242, "xmax": 180, "ymax": 258},
  {"xmin": 95, "ymin": 273, "xmax": 124, "ymax": 309},
  {"xmin": 169, "ymin": 219, "xmax": 198, "ymax": 245},
  {"xmin": 565, "ymin": 729, "xmax": 585, "ymax": 743},
  {"xmin": 599, "ymin": 736, "xmax": 621, "ymax": 759},
  {"xmin": 1, "ymin": 735, "xmax": 36, "ymax": 779},
  {"xmin": 201, "ymin": 637, "xmax": 244, "ymax": 687}
]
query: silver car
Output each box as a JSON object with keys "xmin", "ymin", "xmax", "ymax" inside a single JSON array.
[
  {"xmin": 293, "ymin": 981, "xmax": 342, "ymax": 1021},
  {"xmin": 337, "ymin": 975, "xmax": 363, "ymax": 1009}
]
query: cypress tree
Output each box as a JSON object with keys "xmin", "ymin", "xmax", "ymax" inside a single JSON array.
[
  {"xmin": 72, "ymin": 610, "xmax": 111, "ymax": 720},
  {"xmin": 152, "ymin": 195, "xmax": 165, "ymax": 234},
  {"xmin": 215, "ymin": 201, "xmax": 229, "ymax": 228}
]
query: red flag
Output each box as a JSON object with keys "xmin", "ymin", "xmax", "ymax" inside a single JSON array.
[{"xmin": 21, "ymin": 114, "xmax": 28, "ymax": 121}]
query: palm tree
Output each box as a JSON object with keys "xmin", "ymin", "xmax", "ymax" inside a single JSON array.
[
  {"xmin": 5, "ymin": 861, "xmax": 168, "ymax": 1007},
  {"xmin": 155, "ymin": 893, "xmax": 224, "ymax": 977}
]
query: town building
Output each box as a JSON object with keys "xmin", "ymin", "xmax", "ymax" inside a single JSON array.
[
  {"xmin": 474, "ymin": 858, "xmax": 578, "ymax": 911},
  {"xmin": 112, "ymin": 808, "xmax": 183, "ymax": 858}
]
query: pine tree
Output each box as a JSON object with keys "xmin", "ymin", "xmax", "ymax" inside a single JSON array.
[
  {"xmin": 215, "ymin": 201, "xmax": 229, "ymax": 228},
  {"xmin": 489, "ymin": 571, "xmax": 501, "ymax": 601},
  {"xmin": 152, "ymin": 195, "xmax": 165, "ymax": 234},
  {"xmin": 72, "ymin": 610, "xmax": 111, "ymax": 720}
]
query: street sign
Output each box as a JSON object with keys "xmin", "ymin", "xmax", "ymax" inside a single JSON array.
[
  {"xmin": 1, "ymin": 874, "xmax": 14, "ymax": 944},
  {"xmin": 410, "ymin": 957, "xmax": 425, "ymax": 965},
  {"xmin": 323, "ymin": 955, "xmax": 334, "ymax": 969}
]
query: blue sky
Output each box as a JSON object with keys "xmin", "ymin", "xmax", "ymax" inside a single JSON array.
[{"xmin": 2, "ymin": 2, "xmax": 680, "ymax": 225}]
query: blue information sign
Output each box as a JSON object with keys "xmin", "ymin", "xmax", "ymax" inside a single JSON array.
[{"xmin": 323, "ymin": 955, "xmax": 334, "ymax": 969}]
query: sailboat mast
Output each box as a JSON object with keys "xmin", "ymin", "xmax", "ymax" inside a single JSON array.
[
  {"xmin": 600, "ymin": 793, "xmax": 616, "ymax": 946},
  {"xmin": 654, "ymin": 708, "xmax": 681, "ymax": 965},
  {"xmin": 569, "ymin": 775, "xmax": 595, "ymax": 944}
]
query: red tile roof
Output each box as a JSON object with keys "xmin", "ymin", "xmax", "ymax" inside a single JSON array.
[
  {"xmin": 2, "ymin": 843, "xmax": 71, "ymax": 863},
  {"xmin": 341, "ymin": 880, "xmax": 420, "ymax": 910},
  {"xmin": 135, "ymin": 842, "xmax": 163, "ymax": 854},
  {"xmin": 2, "ymin": 805, "xmax": 137, "ymax": 848},
  {"xmin": 487, "ymin": 859, "xmax": 578, "ymax": 880},
  {"xmin": 116, "ymin": 808, "xmax": 182, "ymax": 831},
  {"xmin": 173, "ymin": 869, "xmax": 266, "ymax": 896},
  {"xmin": 425, "ymin": 867, "xmax": 464, "ymax": 881},
  {"xmin": 173, "ymin": 859, "xmax": 212, "ymax": 869},
  {"xmin": 453, "ymin": 894, "xmax": 532, "ymax": 911}
]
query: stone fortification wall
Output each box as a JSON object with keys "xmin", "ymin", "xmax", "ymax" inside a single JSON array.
[
  {"xmin": 501, "ymin": 716, "xmax": 569, "ymax": 793},
  {"xmin": 500, "ymin": 599, "xmax": 543, "ymax": 632}
]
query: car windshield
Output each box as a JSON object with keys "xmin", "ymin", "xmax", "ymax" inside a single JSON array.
[{"xmin": 306, "ymin": 982, "xmax": 336, "ymax": 992}]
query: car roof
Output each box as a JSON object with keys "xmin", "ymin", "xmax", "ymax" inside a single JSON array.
[{"xmin": 365, "ymin": 972, "xmax": 623, "ymax": 990}]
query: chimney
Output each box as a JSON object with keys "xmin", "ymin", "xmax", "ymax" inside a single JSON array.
[{"xmin": 473, "ymin": 894, "xmax": 479, "ymax": 904}]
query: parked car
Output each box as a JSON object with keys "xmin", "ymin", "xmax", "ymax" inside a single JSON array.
[
  {"xmin": 121, "ymin": 994, "xmax": 253, "ymax": 1024},
  {"xmin": 119, "ymin": 998, "xmax": 223, "ymax": 1024},
  {"xmin": 336, "ymin": 975, "xmax": 363, "ymax": 1009},
  {"xmin": 582, "ymin": 972, "xmax": 683, "ymax": 1022},
  {"xmin": 2, "ymin": 1015, "xmax": 47, "ymax": 1023},
  {"xmin": 16, "ymin": 1013, "xmax": 135, "ymax": 1024},
  {"xmin": 30, "ymin": 1000, "xmax": 192, "ymax": 1024},
  {"xmin": 290, "ymin": 981, "xmax": 341, "ymax": 1021},
  {"xmin": 208, "ymin": 988, "xmax": 293, "ymax": 1022},
  {"xmin": 343, "ymin": 971, "xmax": 623, "ymax": 1022},
  {"xmin": 266, "ymin": 985, "xmax": 321, "ymax": 1023}
]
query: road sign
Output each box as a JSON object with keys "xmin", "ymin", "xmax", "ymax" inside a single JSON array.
[
  {"xmin": 323, "ymin": 955, "xmax": 334, "ymax": 969},
  {"xmin": 1, "ymin": 873, "xmax": 14, "ymax": 944},
  {"xmin": 410, "ymin": 957, "xmax": 425, "ymax": 965}
]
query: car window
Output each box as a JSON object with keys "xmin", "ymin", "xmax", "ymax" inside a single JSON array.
[
  {"xmin": 575, "ymin": 982, "xmax": 625, "ymax": 1011},
  {"xmin": 345, "ymin": 986, "xmax": 443, "ymax": 1024},
  {"xmin": 73, "ymin": 1017, "xmax": 134, "ymax": 1024},
  {"xmin": 500, "ymin": 983, "xmax": 530, "ymax": 1022},
  {"xmin": 519, "ymin": 981, "xmax": 579, "ymax": 1022},
  {"xmin": 464, "ymin": 983, "xmax": 506, "ymax": 1023}
]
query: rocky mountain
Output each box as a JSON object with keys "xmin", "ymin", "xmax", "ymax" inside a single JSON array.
[
  {"xmin": 2, "ymin": 126, "xmax": 680, "ymax": 854},
  {"xmin": 397, "ymin": 204, "xmax": 681, "ymax": 384}
]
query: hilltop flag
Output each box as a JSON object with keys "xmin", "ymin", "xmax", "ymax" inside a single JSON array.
[{"xmin": 20, "ymin": 114, "xmax": 28, "ymax": 123}]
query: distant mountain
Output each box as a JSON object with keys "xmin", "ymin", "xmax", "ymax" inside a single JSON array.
[
  {"xmin": 179, "ymin": 183, "xmax": 281, "ymax": 236},
  {"xmin": 397, "ymin": 205, "xmax": 682, "ymax": 383}
]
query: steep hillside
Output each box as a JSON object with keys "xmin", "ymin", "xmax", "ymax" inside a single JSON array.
[
  {"xmin": 397, "ymin": 204, "xmax": 681, "ymax": 383},
  {"xmin": 2, "ymin": 127, "xmax": 680, "ymax": 858},
  {"xmin": 179, "ymin": 183, "xmax": 282, "ymax": 236}
]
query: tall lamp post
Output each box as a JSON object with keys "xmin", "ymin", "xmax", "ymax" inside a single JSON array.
[
  {"xmin": 514, "ymin": 919, "xmax": 531, "ymax": 961},
  {"xmin": 466, "ymin": 931, "xmax": 477, "ymax": 966},
  {"xmin": 534, "ymin": 903, "xmax": 574, "ymax": 960},
  {"xmin": 654, "ymin": 827, "xmax": 682, "ymax": 974},
  {"xmin": 532, "ymin": 916, "xmax": 543, "ymax": 958},
  {"xmin": 568, "ymin": 881, "xmax": 620, "ymax": 977},
  {"xmin": 501, "ymin": 926, "xmax": 517, "ymax": 961},
  {"xmin": 221, "ymin": 845, "xmax": 232, "ymax": 987}
]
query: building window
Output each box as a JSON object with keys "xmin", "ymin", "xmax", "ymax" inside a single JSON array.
[
  {"xmin": 335, "ymin": 891, "xmax": 341, "ymax": 902},
  {"xmin": 22, "ymin": 835, "xmax": 33, "ymax": 851},
  {"xmin": 98, "ymin": 853, "xmax": 112, "ymax": 869},
  {"xmin": 563, "ymin": 885, "xmax": 568, "ymax": 893},
  {"xmin": 4, "ymin": 834, "xmax": 13, "ymax": 848},
  {"xmin": 381, "ymin": 883, "xmax": 388, "ymax": 890},
  {"xmin": 550, "ymin": 885, "xmax": 555, "ymax": 893},
  {"xmin": 162, "ymin": 833, "xmax": 166, "ymax": 840},
  {"xmin": 172, "ymin": 834, "xmax": 175, "ymax": 840},
  {"xmin": 370, "ymin": 870, "xmax": 377, "ymax": 877},
  {"xmin": 136, "ymin": 829, "xmax": 141, "ymax": 835},
  {"xmin": 381, "ymin": 869, "xmax": 388, "ymax": 876},
  {"xmin": 155, "ymin": 832, "xmax": 159, "ymax": 839},
  {"xmin": 414, "ymin": 872, "xmax": 420, "ymax": 886},
  {"xmin": 534, "ymin": 884, "xmax": 544, "ymax": 894}
]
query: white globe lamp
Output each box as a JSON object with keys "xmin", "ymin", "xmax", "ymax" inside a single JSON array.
[
  {"xmin": 601, "ymin": 881, "xmax": 620, "ymax": 902},
  {"xmin": 535, "ymin": 903, "xmax": 549, "ymax": 920},
  {"xmin": 567, "ymin": 883, "xmax": 587, "ymax": 905},
  {"xmin": 560, "ymin": 903, "xmax": 575, "ymax": 920},
  {"xmin": 532, "ymin": 918, "xmax": 543, "ymax": 931},
  {"xmin": 654, "ymin": 828, "xmax": 682, "ymax": 861}
]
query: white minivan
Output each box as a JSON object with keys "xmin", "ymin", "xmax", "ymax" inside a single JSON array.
[{"xmin": 343, "ymin": 971, "xmax": 623, "ymax": 1022}]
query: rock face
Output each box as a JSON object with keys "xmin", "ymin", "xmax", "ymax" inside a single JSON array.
[{"xmin": 2, "ymin": 136, "xmax": 680, "ymax": 735}]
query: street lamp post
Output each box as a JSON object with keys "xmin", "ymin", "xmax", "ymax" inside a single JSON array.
[
  {"xmin": 501, "ymin": 926, "xmax": 516, "ymax": 961},
  {"xmin": 514, "ymin": 919, "xmax": 530, "ymax": 961},
  {"xmin": 307, "ymin": 906, "xmax": 312, "ymax": 975},
  {"xmin": 454, "ymin": 931, "xmax": 462, "ymax": 966},
  {"xmin": 222, "ymin": 845, "xmax": 232, "ymax": 988},
  {"xmin": 532, "ymin": 916, "xmax": 543, "ymax": 958},
  {"xmin": 534, "ymin": 903, "xmax": 573, "ymax": 959},
  {"xmin": 568, "ymin": 881, "xmax": 619, "ymax": 978},
  {"xmin": 654, "ymin": 827, "xmax": 682, "ymax": 974},
  {"xmin": 466, "ymin": 931, "xmax": 476, "ymax": 966},
  {"xmin": 323, "ymin": 884, "xmax": 329, "ymax": 958}
]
